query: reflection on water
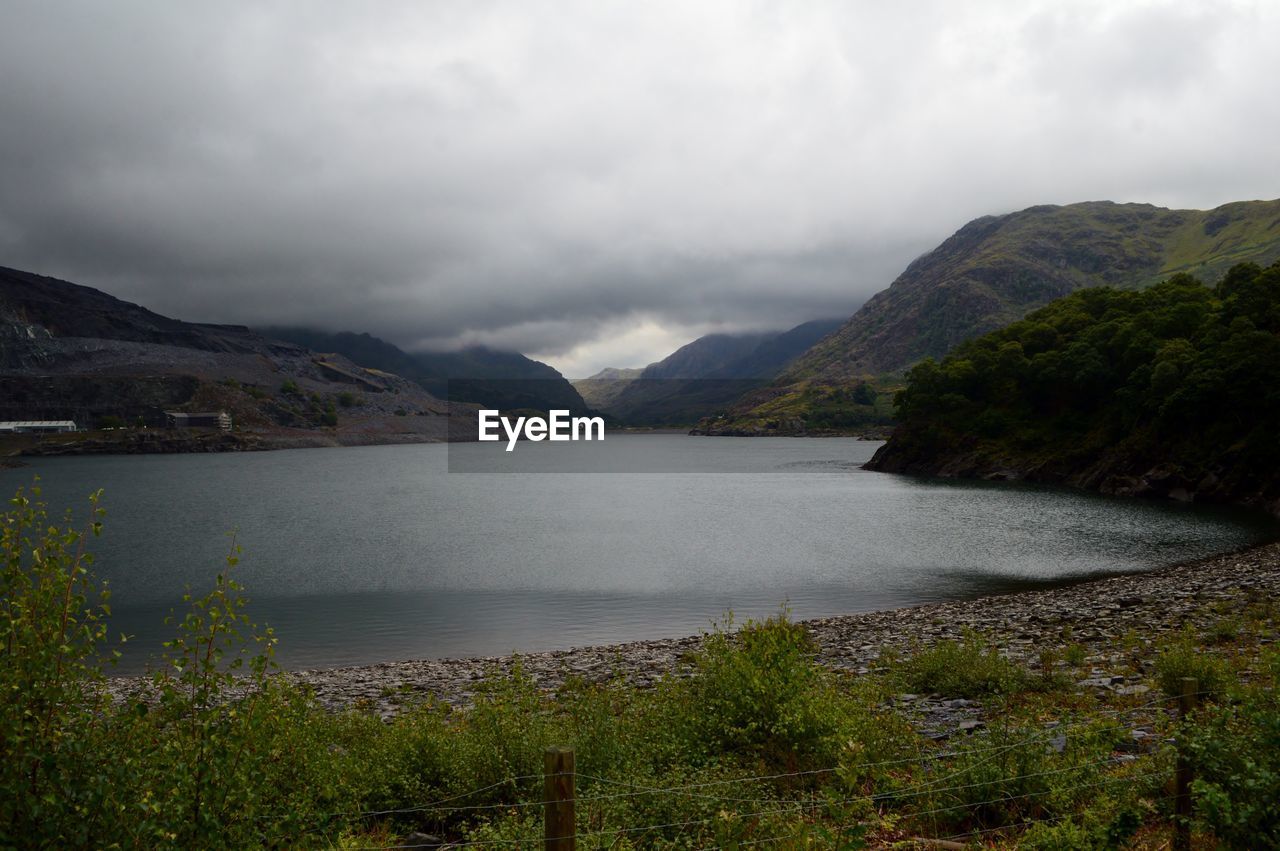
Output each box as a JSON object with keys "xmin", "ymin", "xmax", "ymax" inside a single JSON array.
[{"xmin": 5, "ymin": 436, "xmax": 1276, "ymax": 674}]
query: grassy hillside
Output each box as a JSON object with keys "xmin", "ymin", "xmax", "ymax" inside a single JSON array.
[
  {"xmin": 867, "ymin": 260, "xmax": 1280, "ymax": 513},
  {"xmin": 708, "ymin": 198, "xmax": 1280, "ymax": 434}
]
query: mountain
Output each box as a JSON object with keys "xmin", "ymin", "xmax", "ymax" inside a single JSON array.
[
  {"xmin": 796, "ymin": 199, "xmax": 1280, "ymax": 378},
  {"xmin": 573, "ymin": 367, "xmax": 643, "ymax": 410},
  {"xmin": 635, "ymin": 332, "xmax": 773, "ymax": 380},
  {"xmin": 262, "ymin": 328, "xmax": 591, "ymax": 414},
  {"xmin": 708, "ymin": 319, "xmax": 845, "ymax": 379},
  {"xmin": 0, "ymin": 265, "xmax": 453, "ymax": 444},
  {"xmin": 707, "ymin": 198, "xmax": 1280, "ymax": 433},
  {"xmin": 866, "ymin": 260, "xmax": 1280, "ymax": 515},
  {"xmin": 575, "ymin": 319, "xmax": 843, "ymax": 425}
]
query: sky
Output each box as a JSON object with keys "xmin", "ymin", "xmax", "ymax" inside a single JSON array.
[{"xmin": 1, "ymin": 2, "xmax": 1278, "ymax": 378}]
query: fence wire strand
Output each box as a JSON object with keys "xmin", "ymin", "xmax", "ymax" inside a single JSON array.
[{"xmin": 290, "ymin": 689, "xmax": 1193, "ymax": 846}]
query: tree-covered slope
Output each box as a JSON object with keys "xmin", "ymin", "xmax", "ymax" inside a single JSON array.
[{"xmin": 866, "ymin": 261, "xmax": 1280, "ymax": 513}]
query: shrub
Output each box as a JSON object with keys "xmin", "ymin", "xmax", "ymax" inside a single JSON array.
[
  {"xmin": 0, "ymin": 484, "xmax": 345, "ymax": 849},
  {"xmin": 1185, "ymin": 656, "xmax": 1280, "ymax": 846},
  {"xmin": 1153, "ymin": 637, "xmax": 1231, "ymax": 701},
  {"xmin": 686, "ymin": 612, "xmax": 838, "ymax": 765},
  {"xmin": 906, "ymin": 716, "xmax": 1133, "ymax": 836},
  {"xmin": 0, "ymin": 484, "xmax": 114, "ymax": 848},
  {"xmin": 894, "ymin": 631, "xmax": 1030, "ymax": 698}
]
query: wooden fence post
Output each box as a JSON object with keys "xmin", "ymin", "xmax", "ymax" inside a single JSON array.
[
  {"xmin": 1174, "ymin": 677, "xmax": 1198, "ymax": 851},
  {"xmin": 544, "ymin": 746, "xmax": 575, "ymax": 851}
]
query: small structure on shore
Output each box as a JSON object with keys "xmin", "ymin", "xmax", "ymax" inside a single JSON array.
[
  {"xmin": 0, "ymin": 420, "xmax": 78, "ymax": 434},
  {"xmin": 164, "ymin": 411, "xmax": 232, "ymax": 431}
]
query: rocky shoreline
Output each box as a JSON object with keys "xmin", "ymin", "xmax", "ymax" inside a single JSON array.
[
  {"xmin": 864, "ymin": 433, "xmax": 1280, "ymax": 518},
  {"xmin": 105, "ymin": 538, "xmax": 1271, "ymax": 735},
  {"xmin": 102, "ymin": 538, "xmax": 1279, "ymax": 745}
]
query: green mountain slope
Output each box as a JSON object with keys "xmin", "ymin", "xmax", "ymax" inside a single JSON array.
[
  {"xmin": 573, "ymin": 367, "xmax": 643, "ymax": 410},
  {"xmin": 866, "ymin": 260, "xmax": 1280, "ymax": 513},
  {"xmin": 707, "ymin": 198, "xmax": 1280, "ymax": 434}
]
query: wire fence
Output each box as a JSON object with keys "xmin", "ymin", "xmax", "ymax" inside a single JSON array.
[{"xmin": 306, "ymin": 689, "xmax": 1202, "ymax": 849}]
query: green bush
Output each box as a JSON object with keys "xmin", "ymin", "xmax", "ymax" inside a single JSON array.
[
  {"xmin": 0, "ymin": 485, "xmax": 347, "ymax": 849},
  {"xmin": 894, "ymin": 631, "xmax": 1031, "ymax": 698},
  {"xmin": 906, "ymin": 716, "xmax": 1133, "ymax": 836},
  {"xmin": 686, "ymin": 613, "xmax": 837, "ymax": 764},
  {"xmin": 0, "ymin": 484, "xmax": 115, "ymax": 848},
  {"xmin": 1153, "ymin": 636, "xmax": 1231, "ymax": 700},
  {"xmin": 1185, "ymin": 656, "xmax": 1280, "ymax": 847}
]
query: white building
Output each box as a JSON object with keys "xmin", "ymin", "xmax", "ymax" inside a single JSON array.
[{"xmin": 0, "ymin": 421, "xmax": 79, "ymax": 434}]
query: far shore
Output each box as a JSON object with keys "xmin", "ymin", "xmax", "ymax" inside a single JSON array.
[{"xmin": 105, "ymin": 538, "xmax": 1280, "ymax": 727}]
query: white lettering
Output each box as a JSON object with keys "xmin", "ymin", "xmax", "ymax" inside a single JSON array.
[
  {"xmin": 478, "ymin": 410, "xmax": 501, "ymax": 441},
  {"xmin": 573, "ymin": 415, "xmax": 604, "ymax": 441},
  {"xmin": 501, "ymin": 415, "xmax": 525, "ymax": 452},
  {"xmin": 548, "ymin": 410, "xmax": 569, "ymax": 441},
  {"xmin": 479, "ymin": 410, "xmax": 606, "ymax": 450}
]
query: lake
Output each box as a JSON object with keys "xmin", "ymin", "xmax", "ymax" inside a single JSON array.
[{"xmin": 5, "ymin": 436, "xmax": 1276, "ymax": 674}]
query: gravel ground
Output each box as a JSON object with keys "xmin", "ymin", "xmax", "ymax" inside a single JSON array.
[{"xmin": 250, "ymin": 541, "xmax": 1280, "ymax": 723}]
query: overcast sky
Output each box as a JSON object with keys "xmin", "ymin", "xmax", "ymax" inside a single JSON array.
[{"xmin": 1, "ymin": 2, "xmax": 1278, "ymax": 377}]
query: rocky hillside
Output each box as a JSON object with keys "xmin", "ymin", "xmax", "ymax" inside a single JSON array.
[
  {"xmin": 0, "ymin": 266, "xmax": 454, "ymax": 444},
  {"xmin": 262, "ymin": 327, "xmax": 592, "ymax": 415},
  {"xmin": 708, "ymin": 198, "xmax": 1280, "ymax": 433}
]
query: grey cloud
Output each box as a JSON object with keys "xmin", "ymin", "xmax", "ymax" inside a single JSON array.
[{"xmin": 0, "ymin": 1, "xmax": 1277, "ymax": 376}]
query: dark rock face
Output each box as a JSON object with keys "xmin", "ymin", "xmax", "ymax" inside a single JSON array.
[
  {"xmin": 0, "ymin": 374, "xmax": 200, "ymax": 425},
  {"xmin": 0, "ymin": 265, "xmax": 265, "ymax": 354},
  {"xmin": 865, "ymin": 435, "xmax": 1280, "ymax": 517},
  {"xmin": 261, "ymin": 326, "xmax": 592, "ymax": 415}
]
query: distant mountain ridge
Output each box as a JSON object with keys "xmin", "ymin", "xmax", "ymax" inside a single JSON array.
[
  {"xmin": 262, "ymin": 327, "xmax": 591, "ymax": 414},
  {"xmin": 574, "ymin": 318, "xmax": 843, "ymax": 424},
  {"xmin": 573, "ymin": 367, "xmax": 643, "ymax": 411}
]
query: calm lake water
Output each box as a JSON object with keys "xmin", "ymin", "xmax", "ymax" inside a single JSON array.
[{"xmin": 5, "ymin": 436, "xmax": 1277, "ymax": 674}]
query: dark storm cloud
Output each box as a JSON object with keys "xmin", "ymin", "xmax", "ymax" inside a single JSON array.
[{"xmin": 1, "ymin": 1, "xmax": 1277, "ymax": 376}]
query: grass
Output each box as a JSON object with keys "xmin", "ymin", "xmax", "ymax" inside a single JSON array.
[
  {"xmin": 3, "ymin": 485, "xmax": 1280, "ymax": 848},
  {"xmin": 892, "ymin": 630, "xmax": 1041, "ymax": 698}
]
